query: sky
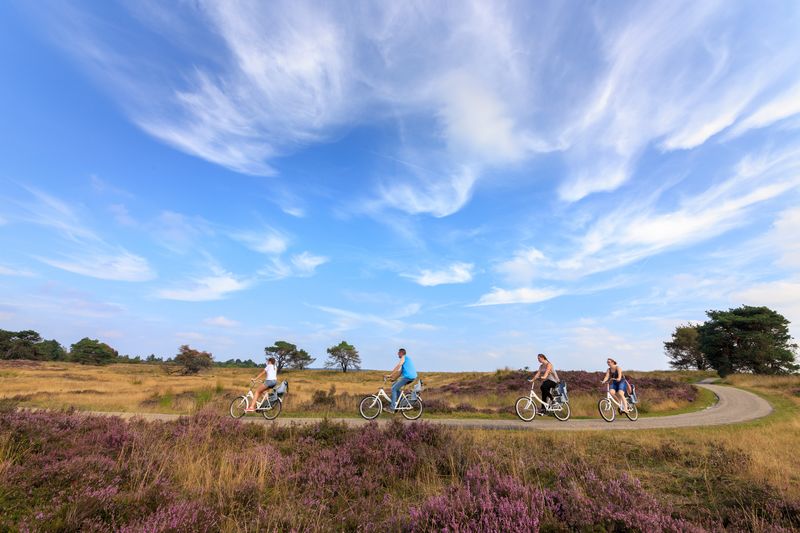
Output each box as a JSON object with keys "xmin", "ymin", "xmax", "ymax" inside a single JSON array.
[{"xmin": 1, "ymin": 1, "xmax": 800, "ymax": 372}]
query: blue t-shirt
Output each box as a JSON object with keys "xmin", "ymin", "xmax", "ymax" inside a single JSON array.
[{"xmin": 401, "ymin": 355, "xmax": 417, "ymax": 380}]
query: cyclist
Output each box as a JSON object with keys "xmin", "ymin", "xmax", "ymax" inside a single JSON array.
[
  {"xmin": 247, "ymin": 356, "xmax": 278, "ymax": 412},
  {"xmin": 384, "ymin": 348, "xmax": 417, "ymax": 413},
  {"xmin": 601, "ymin": 357, "xmax": 629, "ymax": 412},
  {"xmin": 530, "ymin": 353, "xmax": 560, "ymax": 406}
]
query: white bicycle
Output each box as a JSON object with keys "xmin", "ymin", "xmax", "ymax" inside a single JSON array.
[
  {"xmin": 515, "ymin": 379, "xmax": 571, "ymax": 421},
  {"xmin": 229, "ymin": 379, "xmax": 288, "ymax": 420},
  {"xmin": 598, "ymin": 383, "xmax": 638, "ymax": 422},
  {"xmin": 359, "ymin": 378, "xmax": 423, "ymax": 420}
]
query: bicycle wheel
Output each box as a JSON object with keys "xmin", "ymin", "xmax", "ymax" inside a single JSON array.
[
  {"xmin": 553, "ymin": 401, "xmax": 571, "ymax": 421},
  {"xmin": 229, "ymin": 396, "xmax": 248, "ymax": 419},
  {"xmin": 515, "ymin": 397, "xmax": 536, "ymax": 421},
  {"xmin": 359, "ymin": 395, "xmax": 382, "ymax": 420},
  {"xmin": 598, "ymin": 398, "xmax": 615, "ymax": 422},
  {"xmin": 261, "ymin": 400, "xmax": 282, "ymax": 420},
  {"xmin": 402, "ymin": 399, "xmax": 423, "ymax": 420},
  {"xmin": 624, "ymin": 403, "xmax": 639, "ymax": 421}
]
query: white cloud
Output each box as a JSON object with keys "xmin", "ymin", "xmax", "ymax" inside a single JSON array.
[
  {"xmin": 404, "ymin": 262, "xmax": 474, "ymax": 286},
  {"xmin": 260, "ymin": 251, "xmax": 328, "ymax": 280},
  {"xmin": 157, "ymin": 269, "xmax": 250, "ymax": 301},
  {"xmin": 0, "ymin": 265, "xmax": 35, "ymax": 277},
  {"xmin": 234, "ymin": 228, "xmax": 289, "ymax": 255},
  {"xmin": 728, "ymin": 81, "xmax": 800, "ymax": 138},
  {"xmin": 377, "ymin": 166, "xmax": 478, "ymax": 218},
  {"xmin": 473, "ymin": 287, "xmax": 564, "ymax": 306},
  {"xmin": 291, "ymin": 252, "xmax": 328, "ymax": 276},
  {"xmin": 38, "ymin": 250, "xmax": 156, "ymax": 282},
  {"xmin": 152, "ymin": 211, "xmax": 213, "ymax": 253},
  {"xmin": 528, "ymin": 145, "xmax": 800, "ymax": 281},
  {"xmin": 494, "ymin": 248, "xmax": 547, "ymax": 286},
  {"xmin": 731, "ymin": 280, "xmax": 800, "ymax": 338},
  {"xmin": 109, "ymin": 204, "xmax": 137, "ymax": 226},
  {"xmin": 203, "ymin": 316, "xmax": 240, "ymax": 328},
  {"xmin": 314, "ymin": 304, "xmax": 434, "ymax": 334}
]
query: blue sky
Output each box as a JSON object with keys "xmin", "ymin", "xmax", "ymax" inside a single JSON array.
[{"xmin": 1, "ymin": 1, "xmax": 800, "ymax": 371}]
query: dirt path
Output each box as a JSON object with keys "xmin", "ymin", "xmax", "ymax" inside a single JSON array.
[{"xmin": 36, "ymin": 383, "xmax": 771, "ymax": 431}]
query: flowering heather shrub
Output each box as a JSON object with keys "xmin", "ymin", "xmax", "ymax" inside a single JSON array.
[
  {"xmin": 118, "ymin": 500, "xmax": 218, "ymax": 533},
  {"xmin": 1, "ymin": 405, "xmax": 797, "ymax": 531},
  {"xmin": 405, "ymin": 464, "xmax": 543, "ymax": 532}
]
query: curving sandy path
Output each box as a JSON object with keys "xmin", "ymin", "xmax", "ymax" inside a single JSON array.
[{"xmin": 34, "ymin": 383, "xmax": 772, "ymax": 431}]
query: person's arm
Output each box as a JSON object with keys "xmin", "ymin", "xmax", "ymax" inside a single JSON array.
[
  {"xmin": 601, "ymin": 369, "xmax": 609, "ymax": 384},
  {"xmin": 385, "ymin": 357, "xmax": 404, "ymax": 380},
  {"xmin": 255, "ymin": 369, "xmax": 266, "ymax": 380}
]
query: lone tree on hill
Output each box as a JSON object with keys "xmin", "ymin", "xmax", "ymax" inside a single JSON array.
[
  {"xmin": 664, "ymin": 324, "xmax": 710, "ymax": 370},
  {"xmin": 70, "ymin": 338, "xmax": 118, "ymax": 365},
  {"xmin": 174, "ymin": 345, "xmax": 213, "ymax": 375},
  {"xmin": 290, "ymin": 349, "xmax": 315, "ymax": 369},
  {"xmin": 265, "ymin": 341, "xmax": 316, "ymax": 371},
  {"xmin": 324, "ymin": 341, "xmax": 361, "ymax": 373},
  {"xmin": 696, "ymin": 305, "xmax": 799, "ymax": 377}
]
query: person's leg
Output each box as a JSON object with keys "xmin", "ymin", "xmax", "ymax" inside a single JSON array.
[
  {"xmin": 250, "ymin": 383, "xmax": 266, "ymax": 410},
  {"xmin": 619, "ymin": 382, "xmax": 629, "ymax": 411},
  {"xmin": 264, "ymin": 380, "xmax": 277, "ymax": 403},
  {"xmin": 541, "ymin": 381, "xmax": 554, "ymax": 404},
  {"xmin": 390, "ymin": 378, "xmax": 412, "ymax": 410}
]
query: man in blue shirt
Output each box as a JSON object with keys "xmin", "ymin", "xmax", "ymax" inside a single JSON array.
[{"xmin": 385, "ymin": 348, "xmax": 417, "ymax": 412}]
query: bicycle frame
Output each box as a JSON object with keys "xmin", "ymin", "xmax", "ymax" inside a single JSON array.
[
  {"xmin": 373, "ymin": 386, "xmax": 414, "ymax": 410},
  {"xmin": 604, "ymin": 385, "xmax": 631, "ymax": 411},
  {"xmin": 522, "ymin": 382, "xmax": 564, "ymax": 411},
  {"xmin": 245, "ymin": 385, "xmax": 279, "ymax": 410}
]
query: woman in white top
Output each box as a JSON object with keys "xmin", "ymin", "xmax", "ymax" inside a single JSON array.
[
  {"xmin": 247, "ymin": 357, "xmax": 278, "ymax": 411},
  {"xmin": 531, "ymin": 353, "xmax": 559, "ymax": 405}
]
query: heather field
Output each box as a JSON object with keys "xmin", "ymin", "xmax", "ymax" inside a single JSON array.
[
  {"xmin": 1, "ymin": 373, "xmax": 799, "ymax": 532},
  {"xmin": 0, "ymin": 361, "xmax": 716, "ymax": 419}
]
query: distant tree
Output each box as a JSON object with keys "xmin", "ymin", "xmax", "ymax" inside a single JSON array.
[
  {"xmin": 697, "ymin": 306, "xmax": 799, "ymax": 377},
  {"xmin": 174, "ymin": 345, "xmax": 213, "ymax": 375},
  {"xmin": 289, "ymin": 349, "xmax": 315, "ymax": 370},
  {"xmin": 145, "ymin": 354, "xmax": 161, "ymax": 363},
  {"xmin": 264, "ymin": 341, "xmax": 298, "ymax": 372},
  {"xmin": 664, "ymin": 324, "xmax": 709, "ymax": 370},
  {"xmin": 0, "ymin": 329, "xmax": 42, "ymax": 360},
  {"xmin": 36, "ymin": 339, "xmax": 68, "ymax": 361},
  {"xmin": 324, "ymin": 341, "xmax": 361, "ymax": 373},
  {"xmin": 70, "ymin": 338, "xmax": 119, "ymax": 365}
]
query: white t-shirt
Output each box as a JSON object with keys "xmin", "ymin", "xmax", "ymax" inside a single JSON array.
[{"xmin": 265, "ymin": 363, "xmax": 277, "ymax": 381}]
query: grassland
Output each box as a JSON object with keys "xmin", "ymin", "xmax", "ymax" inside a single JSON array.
[
  {"xmin": 1, "ymin": 370, "xmax": 798, "ymax": 531},
  {"xmin": 0, "ymin": 361, "xmax": 716, "ymax": 419}
]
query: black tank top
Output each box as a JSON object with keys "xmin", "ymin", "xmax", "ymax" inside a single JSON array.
[{"xmin": 610, "ymin": 367, "xmax": 620, "ymax": 380}]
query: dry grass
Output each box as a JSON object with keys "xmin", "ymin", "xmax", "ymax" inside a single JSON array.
[{"xmin": 0, "ymin": 360, "xmax": 710, "ymax": 418}]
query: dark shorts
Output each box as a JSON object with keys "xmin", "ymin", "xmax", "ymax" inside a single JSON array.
[{"xmin": 610, "ymin": 380, "xmax": 628, "ymax": 393}]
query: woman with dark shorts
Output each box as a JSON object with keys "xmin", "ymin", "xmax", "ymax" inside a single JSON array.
[{"xmin": 531, "ymin": 353, "xmax": 560, "ymax": 405}]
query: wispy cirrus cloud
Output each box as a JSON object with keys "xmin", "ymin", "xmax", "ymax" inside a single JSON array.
[
  {"xmin": 0, "ymin": 264, "xmax": 36, "ymax": 277},
  {"xmin": 404, "ymin": 262, "xmax": 474, "ymax": 287},
  {"xmin": 157, "ymin": 267, "xmax": 250, "ymax": 301},
  {"xmin": 38, "ymin": 250, "xmax": 155, "ymax": 282},
  {"xmin": 4, "ymin": 186, "xmax": 156, "ymax": 282},
  {"xmin": 40, "ymin": 1, "xmax": 800, "ymax": 214},
  {"xmin": 233, "ymin": 227, "xmax": 289, "ymax": 255},
  {"xmin": 260, "ymin": 252, "xmax": 328, "ymax": 280},
  {"xmin": 473, "ymin": 287, "xmax": 564, "ymax": 307},
  {"xmin": 498, "ymin": 145, "xmax": 800, "ymax": 284},
  {"xmin": 203, "ymin": 315, "xmax": 240, "ymax": 328}
]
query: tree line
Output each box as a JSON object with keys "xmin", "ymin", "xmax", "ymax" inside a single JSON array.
[
  {"xmin": 0, "ymin": 329, "xmax": 364, "ymax": 374},
  {"xmin": 664, "ymin": 305, "xmax": 798, "ymax": 376}
]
